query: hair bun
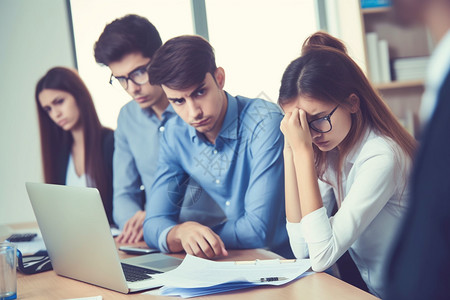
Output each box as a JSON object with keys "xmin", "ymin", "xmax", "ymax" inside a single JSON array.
[{"xmin": 301, "ymin": 31, "xmax": 347, "ymax": 55}]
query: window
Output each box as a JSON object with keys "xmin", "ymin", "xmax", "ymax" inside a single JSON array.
[
  {"xmin": 70, "ymin": 0, "xmax": 194, "ymax": 128},
  {"xmin": 205, "ymin": 0, "xmax": 318, "ymax": 102},
  {"xmin": 70, "ymin": 0, "xmax": 318, "ymax": 127}
]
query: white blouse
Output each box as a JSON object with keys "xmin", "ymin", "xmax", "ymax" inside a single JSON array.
[
  {"xmin": 65, "ymin": 154, "xmax": 87, "ymax": 187},
  {"xmin": 286, "ymin": 129, "xmax": 410, "ymax": 298}
]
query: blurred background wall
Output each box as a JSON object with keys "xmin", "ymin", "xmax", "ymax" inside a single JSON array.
[{"xmin": 0, "ymin": 0, "xmax": 75, "ymax": 225}]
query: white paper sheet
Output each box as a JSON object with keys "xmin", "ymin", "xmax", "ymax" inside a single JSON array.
[
  {"xmin": 149, "ymin": 254, "xmax": 313, "ymax": 298},
  {"xmin": 4, "ymin": 228, "xmax": 46, "ymax": 255}
]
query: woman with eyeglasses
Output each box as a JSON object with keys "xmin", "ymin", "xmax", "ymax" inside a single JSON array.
[
  {"xmin": 278, "ymin": 32, "xmax": 416, "ymax": 298},
  {"xmin": 35, "ymin": 67, "xmax": 114, "ymax": 224}
]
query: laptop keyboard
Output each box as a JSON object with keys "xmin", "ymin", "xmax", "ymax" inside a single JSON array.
[{"xmin": 121, "ymin": 263, "xmax": 162, "ymax": 282}]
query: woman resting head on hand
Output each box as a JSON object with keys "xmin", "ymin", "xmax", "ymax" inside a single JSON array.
[{"xmin": 278, "ymin": 31, "xmax": 416, "ymax": 298}]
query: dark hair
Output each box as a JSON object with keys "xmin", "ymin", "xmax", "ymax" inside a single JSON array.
[
  {"xmin": 35, "ymin": 67, "xmax": 112, "ymax": 216},
  {"xmin": 94, "ymin": 14, "xmax": 162, "ymax": 65},
  {"xmin": 279, "ymin": 32, "xmax": 416, "ymax": 200},
  {"xmin": 148, "ymin": 35, "xmax": 217, "ymax": 89},
  {"xmin": 301, "ymin": 31, "xmax": 347, "ymax": 55}
]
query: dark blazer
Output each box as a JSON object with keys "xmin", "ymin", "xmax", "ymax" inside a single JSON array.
[
  {"xmin": 386, "ymin": 71, "xmax": 450, "ymax": 299},
  {"xmin": 55, "ymin": 128, "xmax": 114, "ymax": 224}
]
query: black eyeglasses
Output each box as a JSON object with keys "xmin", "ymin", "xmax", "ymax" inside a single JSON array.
[
  {"xmin": 109, "ymin": 62, "xmax": 151, "ymax": 90},
  {"xmin": 308, "ymin": 105, "xmax": 339, "ymax": 133}
]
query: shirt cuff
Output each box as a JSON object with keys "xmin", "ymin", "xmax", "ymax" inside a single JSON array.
[
  {"xmin": 158, "ymin": 225, "xmax": 176, "ymax": 253},
  {"xmin": 301, "ymin": 207, "xmax": 332, "ymax": 243},
  {"xmin": 286, "ymin": 220, "xmax": 308, "ymax": 259},
  {"xmin": 286, "ymin": 220, "xmax": 304, "ymax": 240}
]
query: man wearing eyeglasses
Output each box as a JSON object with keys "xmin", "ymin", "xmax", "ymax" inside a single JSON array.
[{"xmin": 93, "ymin": 14, "xmax": 176, "ymax": 244}]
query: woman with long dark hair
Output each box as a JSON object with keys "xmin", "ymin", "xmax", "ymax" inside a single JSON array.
[
  {"xmin": 278, "ymin": 32, "xmax": 416, "ymax": 298},
  {"xmin": 35, "ymin": 67, "xmax": 114, "ymax": 224}
]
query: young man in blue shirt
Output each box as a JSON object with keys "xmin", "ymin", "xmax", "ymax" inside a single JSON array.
[
  {"xmin": 145, "ymin": 35, "xmax": 291, "ymax": 258},
  {"xmin": 94, "ymin": 15, "xmax": 176, "ymax": 243}
]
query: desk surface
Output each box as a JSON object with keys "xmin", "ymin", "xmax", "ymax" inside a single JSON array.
[{"xmin": 5, "ymin": 223, "xmax": 379, "ymax": 300}]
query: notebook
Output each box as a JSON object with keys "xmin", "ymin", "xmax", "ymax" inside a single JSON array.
[{"xmin": 25, "ymin": 182, "xmax": 182, "ymax": 294}]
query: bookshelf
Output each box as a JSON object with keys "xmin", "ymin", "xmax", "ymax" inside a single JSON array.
[
  {"xmin": 362, "ymin": 6, "xmax": 390, "ymax": 14},
  {"xmin": 375, "ymin": 79, "xmax": 424, "ymax": 90},
  {"xmin": 359, "ymin": 2, "xmax": 431, "ymax": 137}
]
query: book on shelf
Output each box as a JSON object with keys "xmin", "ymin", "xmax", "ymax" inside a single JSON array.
[
  {"xmin": 361, "ymin": 0, "xmax": 391, "ymax": 9},
  {"xmin": 394, "ymin": 72, "xmax": 426, "ymax": 81},
  {"xmin": 378, "ymin": 39, "xmax": 391, "ymax": 83},
  {"xmin": 366, "ymin": 33, "xmax": 392, "ymax": 83},
  {"xmin": 366, "ymin": 32, "xmax": 381, "ymax": 83},
  {"xmin": 392, "ymin": 56, "xmax": 429, "ymax": 69},
  {"xmin": 392, "ymin": 56, "xmax": 429, "ymax": 81}
]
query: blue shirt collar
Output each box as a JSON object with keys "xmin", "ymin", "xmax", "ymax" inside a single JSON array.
[
  {"xmin": 189, "ymin": 91, "xmax": 238, "ymax": 142},
  {"xmin": 143, "ymin": 102, "xmax": 175, "ymax": 121},
  {"xmin": 163, "ymin": 103, "xmax": 176, "ymax": 117}
]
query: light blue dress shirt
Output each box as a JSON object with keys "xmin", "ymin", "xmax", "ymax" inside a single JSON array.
[
  {"xmin": 113, "ymin": 100, "xmax": 176, "ymax": 229},
  {"xmin": 143, "ymin": 92, "xmax": 292, "ymax": 258}
]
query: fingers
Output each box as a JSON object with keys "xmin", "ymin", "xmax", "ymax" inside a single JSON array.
[
  {"xmin": 298, "ymin": 109, "xmax": 309, "ymax": 131},
  {"xmin": 200, "ymin": 230, "xmax": 227, "ymax": 258},
  {"xmin": 179, "ymin": 225, "xmax": 227, "ymax": 259},
  {"xmin": 115, "ymin": 234, "xmax": 125, "ymax": 244},
  {"xmin": 128, "ymin": 227, "xmax": 144, "ymax": 244},
  {"xmin": 117, "ymin": 227, "xmax": 132, "ymax": 244},
  {"xmin": 192, "ymin": 234, "xmax": 224, "ymax": 258},
  {"xmin": 290, "ymin": 108, "xmax": 299, "ymax": 124},
  {"xmin": 182, "ymin": 242, "xmax": 196, "ymax": 257},
  {"xmin": 281, "ymin": 111, "xmax": 301, "ymax": 135},
  {"xmin": 116, "ymin": 211, "xmax": 146, "ymax": 244},
  {"xmin": 116, "ymin": 221, "xmax": 132, "ymax": 243},
  {"xmin": 280, "ymin": 112, "xmax": 291, "ymax": 133}
]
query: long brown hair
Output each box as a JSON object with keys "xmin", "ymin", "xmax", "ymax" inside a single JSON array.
[
  {"xmin": 35, "ymin": 67, "xmax": 111, "ymax": 210},
  {"xmin": 279, "ymin": 32, "xmax": 416, "ymax": 201}
]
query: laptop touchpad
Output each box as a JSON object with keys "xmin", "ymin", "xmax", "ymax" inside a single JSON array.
[
  {"xmin": 140, "ymin": 258, "xmax": 181, "ymax": 271},
  {"xmin": 123, "ymin": 254, "xmax": 182, "ymax": 272}
]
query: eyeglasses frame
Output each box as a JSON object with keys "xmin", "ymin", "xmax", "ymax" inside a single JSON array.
[
  {"xmin": 109, "ymin": 62, "xmax": 151, "ymax": 90},
  {"xmin": 308, "ymin": 104, "xmax": 340, "ymax": 133}
]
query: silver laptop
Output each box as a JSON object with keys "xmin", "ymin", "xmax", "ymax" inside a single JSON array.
[{"xmin": 25, "ymin": 182, "xmax": 182, "ymax": 294}]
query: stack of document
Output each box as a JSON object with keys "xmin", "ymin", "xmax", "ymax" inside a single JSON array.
[
  {"xmin": 393, "ymin": 56, "xmax": 429, "ymax": 81},
  {"xmin": 4, "ymin": 229, "xmax": 46, "ymax": 255},
  {"xmin": 150, "ymin": 254, "xmax": 312, "ymax": 298}
]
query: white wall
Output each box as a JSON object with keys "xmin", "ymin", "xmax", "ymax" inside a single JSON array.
[
  {"xmin": 324, "ymin": 0, "xmax": 367, "ymax": 74},
  {"xmin": 0, "ymin": 0, "xmax": 75, "ymax": 225},
  {"xmin": 205, "ymin": 0, "xmax": 318, "ymax": 102},
  {"xmin": 70, "ymin": 0, "xmax": 195, "ymax": 129}
]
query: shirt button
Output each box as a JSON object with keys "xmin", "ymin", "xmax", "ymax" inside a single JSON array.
[
  {"xmin": 159, "ymin": 126, "xmax": 165, "ymax": 132},
  {"xmin": 213, "ymin": 149, "xmax": 218, "ymax": 154},
  {"xmin": 140, "ymin": 185, "xmax": 145, "ymax": 191},
  {"xmin": 225, "ymin": 201, "xmax": 231, "ymax": 206},
  {"xmin": 215, "ymin": 179, "xmax": 220, "ymax": 184}
]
